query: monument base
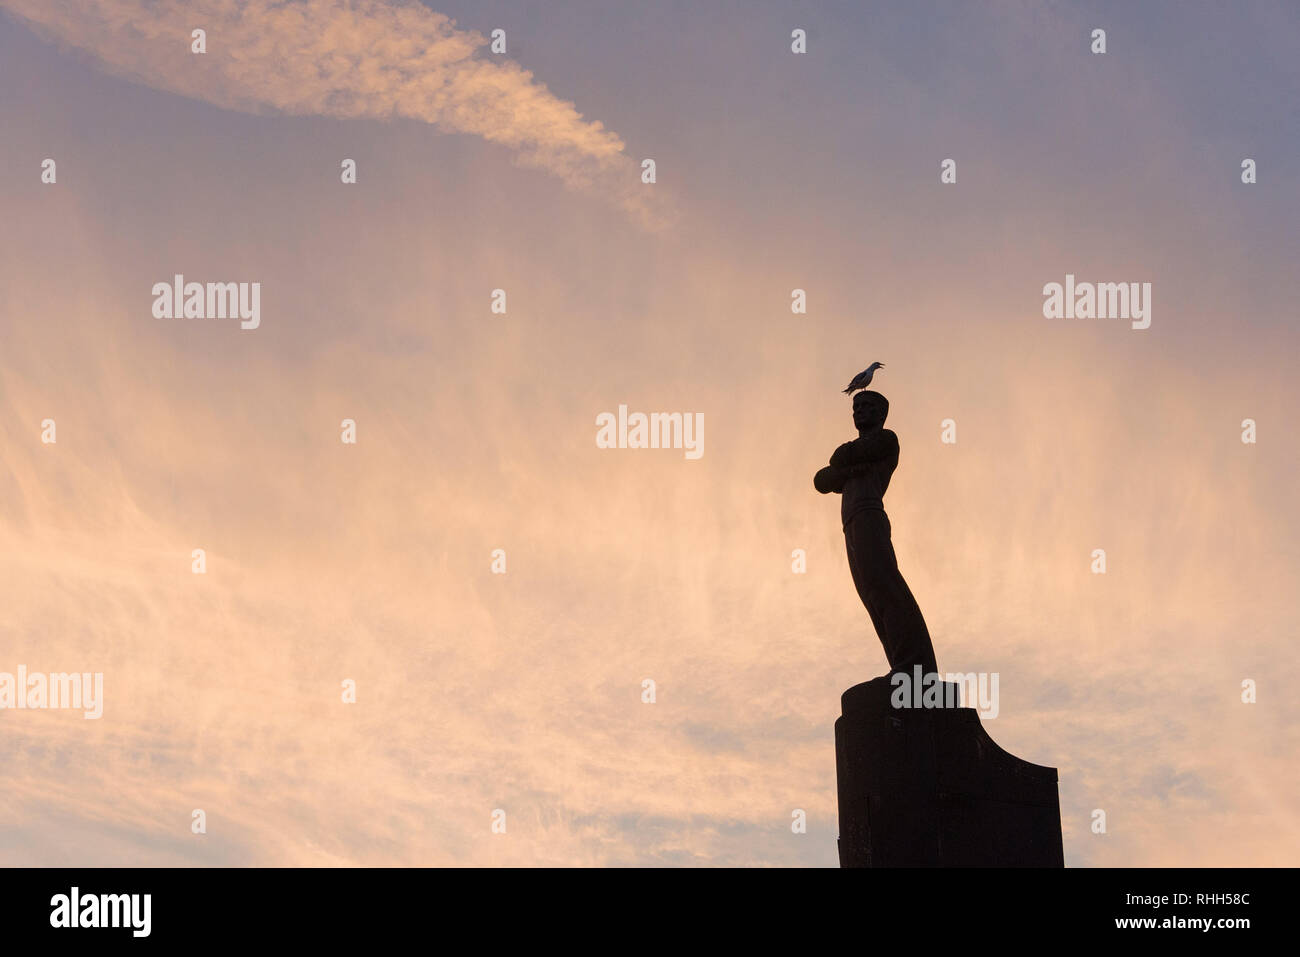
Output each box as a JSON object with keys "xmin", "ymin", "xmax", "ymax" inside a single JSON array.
[{"xmin": 835, "ymin": 676, "xmax": 1064, "ymax": 867}]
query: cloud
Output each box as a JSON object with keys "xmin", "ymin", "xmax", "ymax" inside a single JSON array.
[{"xmin": 0, "ymin": 0, "xmax": 667, "ymax": 226}]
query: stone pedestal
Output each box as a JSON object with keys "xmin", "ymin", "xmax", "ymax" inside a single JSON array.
[{"xmin": 835, "ymin": 676, "xmax": 1064, "ymax": 867}]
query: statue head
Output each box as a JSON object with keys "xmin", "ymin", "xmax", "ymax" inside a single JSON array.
[{"xmin": 853, "ymin": 390, "xmax": 888, "ymax": 433}]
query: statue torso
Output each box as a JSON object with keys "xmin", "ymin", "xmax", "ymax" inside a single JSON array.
[{"xmin": 841, "ymin": 430, "xmax": 899, "ymax": 526}]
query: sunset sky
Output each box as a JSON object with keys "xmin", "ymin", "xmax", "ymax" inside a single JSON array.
[{"xmin": 1, "ymin": 0, "xmax": 1297, "ymax": 866}]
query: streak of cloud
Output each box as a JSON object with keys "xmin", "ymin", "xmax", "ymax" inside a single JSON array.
[{"xmin": 0, "ymin": 0, "xmax": 668, "ymax": 226}]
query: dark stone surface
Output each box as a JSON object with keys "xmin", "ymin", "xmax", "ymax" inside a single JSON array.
[{"xmin": 835, "ymin": 676, "xmax": 1064, "ymax": 867}]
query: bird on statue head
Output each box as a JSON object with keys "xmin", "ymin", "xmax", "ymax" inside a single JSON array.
[{"xmin": 842, "ymin": 362, "xmax": 885, "ymax": 394}]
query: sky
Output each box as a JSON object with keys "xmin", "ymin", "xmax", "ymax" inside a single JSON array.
[{"xmin": 0, "ymin": 0, "xmax": 1297, "ymax": 866}]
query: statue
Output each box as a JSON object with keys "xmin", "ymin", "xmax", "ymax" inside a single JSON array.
[
  {"xmin": 821, "ymin": 390, "xmax": 1064, "ymax": 868},
  {"xmin": 814, "ymin": 390, "xmax": 938, "ymax": 676}
]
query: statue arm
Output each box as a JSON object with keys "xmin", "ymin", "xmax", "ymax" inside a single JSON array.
[
  {"xmin": 829, "ymin": 430, "xmax": 898, "ymax": 468},
  {"xmin": 814, "ymin": 465, "xmax": 846, "ymax": 494},
  {"xmin": 818, "ymin": 431, "xmax": 899, "ymax": 493},
  {"xmin": 815, "ymin": 458, "xmax": 877, "ymax": 494}
]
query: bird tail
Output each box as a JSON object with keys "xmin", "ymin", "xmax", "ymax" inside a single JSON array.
[{"xmin": 841, "ymin": 386, "xmax": 853, "ymax": 394}]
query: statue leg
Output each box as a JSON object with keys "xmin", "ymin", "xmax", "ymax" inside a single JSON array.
[{"xmin": 844, "ymin": 510, "xmax": 938, "ymax": 675}]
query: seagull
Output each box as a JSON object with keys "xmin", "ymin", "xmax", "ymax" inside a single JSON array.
[{"xmin": 842, "ymin": 362, "xmax": 885, "ymax": 394}]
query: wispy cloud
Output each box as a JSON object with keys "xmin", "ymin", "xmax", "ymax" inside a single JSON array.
[{"xmin": 0, "ymin": 0, "xmax": 667, "ymax": 226}]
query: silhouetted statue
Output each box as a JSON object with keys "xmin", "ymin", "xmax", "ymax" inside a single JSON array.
[
  {"xmin": 820, "ymin": 392, "xmax": 1063, "ymax": 867},
  {"xmin": 814, "ymin": 391, "xmax": 938, "ymax": 676}
]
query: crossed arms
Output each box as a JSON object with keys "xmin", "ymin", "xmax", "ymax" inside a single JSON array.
[{"xmin": 813, "ymin": 429, "xmax": 899, "ymax": 494}]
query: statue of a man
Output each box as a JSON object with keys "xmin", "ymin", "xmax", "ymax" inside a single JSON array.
[{"xmin": 814, "ymin": 391, "xmax": 938, "ymax": 676}]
